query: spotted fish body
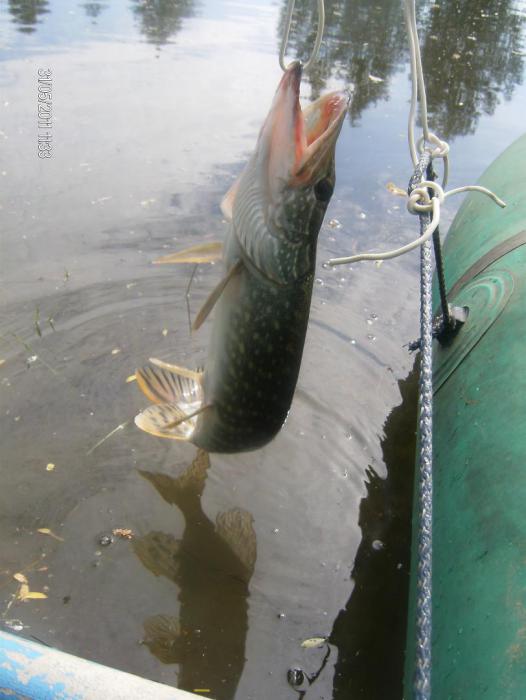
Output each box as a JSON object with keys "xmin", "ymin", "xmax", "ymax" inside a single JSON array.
[
  {"xmin": 135, "ymin": 63, "xmax": 347, "ymax": 453},
  {"xmin": 198, "ymin": 237, "xmax": 314, "ymax": 452}
]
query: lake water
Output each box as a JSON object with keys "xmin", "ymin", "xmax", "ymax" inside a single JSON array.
[{"xmin": 0, "ymin": 1, "xmax": 525, "ymax": 698}]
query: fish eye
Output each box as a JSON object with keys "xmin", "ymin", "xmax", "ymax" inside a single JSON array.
[{"xmin": 314, "ymin": 178, "xmax": 334, "ymax": 202}]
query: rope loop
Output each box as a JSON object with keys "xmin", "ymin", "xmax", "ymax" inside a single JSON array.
[
  {"xmin": 417, "ymin": 132, "xmax": 450, "ymax": 160},
  {"xmin": 279, "ymin": 0, "xmax": 325, "ymax": 72}
]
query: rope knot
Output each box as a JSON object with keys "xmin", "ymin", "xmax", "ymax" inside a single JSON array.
[{"xmin": 407, "ymin": 180, "xmax": 445, "ymax": 214}]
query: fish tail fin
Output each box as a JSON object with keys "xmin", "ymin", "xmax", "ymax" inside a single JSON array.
[{"xmin": 134, "ymin": 363, "xmax": 208, "ymax": 441}]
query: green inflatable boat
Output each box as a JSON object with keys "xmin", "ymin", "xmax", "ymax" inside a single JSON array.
[{"xmin": 405, "ymin": 133, "xmax": 526, "ymax": 698}]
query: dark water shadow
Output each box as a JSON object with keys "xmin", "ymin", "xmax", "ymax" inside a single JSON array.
[
  {"xmin": 327, "ymin": 359, "xmax": 419, "ymax": 699},
  {"xmin": 133, "ymin": 449, "xmax": 256, "ymax": 700}
]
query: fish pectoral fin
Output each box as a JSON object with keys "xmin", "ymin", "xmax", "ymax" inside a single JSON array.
[
  {"xmin": 220, "ymin": 173, "xmax": 243, "ymax": 221},
  {"xmin": 135, "ymin": 364, "xmax": 210, "ymax": 441},
  {"xmin": 135, "ymin": 365, "xmax": 203, "ymax": 405},
  {"xmin": 135, "ymin": 403, "xmax": 210, "ymax": 440},
  {"xmin": 153, "ymin": 241, "xmax": 223, "ymax": 264},
  {"xmin": 192, "ymin": 259, "xmax": 244, "ymax": 331},
  {"xmin": 148, "ymin": 358, "xmax": 203, "ymax": 382}
]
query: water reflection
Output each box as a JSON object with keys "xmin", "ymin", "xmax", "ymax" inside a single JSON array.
[
  {"xmin": 279, "ymin": 0, "xmax": 525, "ymax": 136},
  {"xmin": 420, "ymin": 0, "xmax": 525, "ymax": 137},
  {"xmin": 130, "ymin": 0, "xmax": 197, "ymax": 46},
  {"xmin": 328, "ymin": 362, "xmax": 418, "ymax": 699},
  {"xmin": 278, "ymin": 0, "xmax": 407, "ymax": 115},
  {"xmin": 80, "ymin": 1, "xmax": 108, "ymax": 21},
  {"xmin": 133, "ymin": 450, "xmax": 256, "ymax": 699},
  {"xmin": 7, "ymin": 0, "xmax": 50, "ymax": 33}
]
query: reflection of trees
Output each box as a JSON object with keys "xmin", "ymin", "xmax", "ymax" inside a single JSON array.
[
  {"xmin": 134, "ymin": 450, "xmax": 256, "ymax": 700},
  {"xmin": 278, "ymin": 0, "xmax": 407, "ymax": 121},
  {"xmin": 278, "ymin": 0, "xmax": 525, "ymax": 135},
  {"xmin": 80, "ymin": 2, "xmax": 108, "ymax": 20},
  {"xmin": 329, "ymin": 363, "xmax": 418, "ymax": 699},
  {"xmin": 7, "ymin": 0, "xmax": 50, "ymax": 33},
  {"xmin": 130, "ymin": 0, "xmax": 196, "ymax": 46},
  {"xmin": 420, "ymin": 0, "xmax": 524, "ymax": 137}
]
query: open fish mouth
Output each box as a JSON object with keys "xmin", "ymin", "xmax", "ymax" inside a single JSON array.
[{"xmin": 264, "ymin": 61, "xmax": 349, "ymax": 187}]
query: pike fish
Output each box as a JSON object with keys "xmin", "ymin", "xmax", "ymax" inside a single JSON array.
[{"xmin": 134, "ymin": 62, "xmax": 347, "ymax": 453}]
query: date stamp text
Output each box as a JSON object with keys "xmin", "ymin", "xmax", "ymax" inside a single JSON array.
[{"xmin": 37, "ymin": 69, "xmax": 52, "ymax": 158}]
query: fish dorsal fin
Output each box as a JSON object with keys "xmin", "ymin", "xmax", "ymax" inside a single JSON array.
[
  {"xmin": 135, "ymin": 402, "xmax": 210, "ymax": 441},
  {"xmin": 135, "ymin": 365, "xmax": 203, "ymax": 405},
  {"xmin": 193, "ymin": 259, "xmax": 244, "ymax": 331},
  {"xmin": 153, "ymin": 242, "xmax": 223, "ymax": 265},
  {"xmin": 220, "ymin": 173, "xmax": 243, "ymax": 221}
]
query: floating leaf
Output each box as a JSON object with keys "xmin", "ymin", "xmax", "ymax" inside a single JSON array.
[
  {"xmin": 112, "ymin": 528, "xmax": 134, "ymax": 540},
  {"xmin": 126, "ymin": 374, "xmax": 136, "ymax": 383},
  {"xmin": 17, "ymin": 583, "xmax": 30, "ymax": 600},
  {"xmin": 386, "ymin": 182, "xmax": 407, "ymax": 197},
  {"xmin": 301, "ymin": 637, "xmax": 327, "ymax": 649},
  {"xmin": 13, "ymin": 573, "xmax": 28, "ymax": 584},
  {"xmin": 46, "ymin": 463, "xmax": 55, "ymax": 471},
  {"xmin": 111, "ymin": 348, "xmax": 121, "ymax": 355},
  {"xmin": 23, "ymin": 592, "xmax": 48, "ymax": 600},
  {"xmin": 37, "ymin": 528, "xmax": 64, "ymax": 542},
  {"xmin": 17, "ymin": 582, "xmax": 47, "ymax": 602}
]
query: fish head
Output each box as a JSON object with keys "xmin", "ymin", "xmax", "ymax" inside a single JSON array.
[
  {"xmin": 258, "ymin": 61, "xmax": 349, "ymax": 239},
  {"xmin": 228, "ymin": 62, "xmax": 348, "ymax": 283}
]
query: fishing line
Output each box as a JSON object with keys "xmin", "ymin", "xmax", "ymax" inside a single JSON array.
[{"xmin": 279, "ymin": 0, "xmax": 325, "ymax": 72}]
